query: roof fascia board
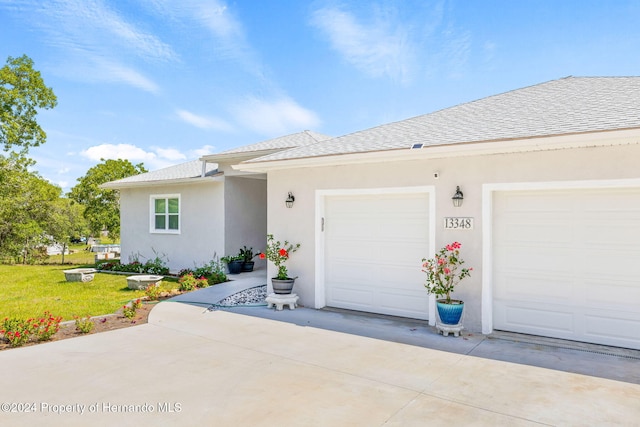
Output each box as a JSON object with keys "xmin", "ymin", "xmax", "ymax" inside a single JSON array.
[
  {"xmin": 100, "ymin": 174, "xmax": 224, "ymax": 190},
  {"xmin": 200, "ymin": 148, "xmax": 293, "ymax": 163},
  {"xmin": 233, "ymin": 128, "xmax": 640, "ymax": 172}
]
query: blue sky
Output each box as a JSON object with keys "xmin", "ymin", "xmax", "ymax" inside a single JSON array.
[{"xmin": 2, "ymin": 0, "xmax": 640, "ymax": 192}]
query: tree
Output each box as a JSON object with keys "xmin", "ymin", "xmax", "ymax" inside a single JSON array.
[
  {"xmin": 48, "ymin": 198, "xmax": 90, "ymax": 264},
  {"xmin": 69, "ymin": 159, "xmax": 147, "ymax": 239},
  {"xmin": 1, "ymin": 55, "xmax": 57, "ymax": 153},
  {"xmin": 0, "ymin": 153, "xmax": 62, "ymax": 263}
]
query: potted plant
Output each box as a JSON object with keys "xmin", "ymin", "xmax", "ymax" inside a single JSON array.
[
  {"xmin": 239, "ymin": 246, "xmax": 257, "ymax": 272},
  {"xmin": 259, "ymin": 234, "xmax": 300, "ymax": 294},
  {"xmin": 221, "ymin": 255, "xmax": 243, "ymax": 274},
  {"xmin": 422, "ymin": 241, "xmax": 472, "ymax": 326}
]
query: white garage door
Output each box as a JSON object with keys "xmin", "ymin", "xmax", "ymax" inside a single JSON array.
[
  {"xmin": 493, "ymin": 188, "xmax": 640, "ymax": 349},
  {"xmin": 324, "ymin": 192, "xmax": 430, "ymax": 320}
]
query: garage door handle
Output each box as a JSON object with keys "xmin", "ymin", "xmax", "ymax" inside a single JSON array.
[{"xmin": 321, "ymin": 217, "xmax": 325, "ymax": 232}]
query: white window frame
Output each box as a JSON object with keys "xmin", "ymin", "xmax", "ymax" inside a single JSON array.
[{"xmin": 150, "ymin": 194, "xmax": 181, "ymax": 234}]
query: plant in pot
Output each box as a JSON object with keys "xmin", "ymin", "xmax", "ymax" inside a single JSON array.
[
  {"xmin": 422, "ymin": 241, "xmax": 472, "ymax": 327},
  {"xmin": 239, "ymin": 246, "xmax": 257, "ymax": 272},
  {"xmin": 221, "ymin": 255, "xmax": 244, "ymax": 275},
  {"xmin": 259, "ymin": 234, "xmax": 300, "ymax": 294}
]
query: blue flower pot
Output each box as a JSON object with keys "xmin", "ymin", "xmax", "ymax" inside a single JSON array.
[{"xmin": 436, "ymin": 300, "xmax": 464, "ymax": 325}]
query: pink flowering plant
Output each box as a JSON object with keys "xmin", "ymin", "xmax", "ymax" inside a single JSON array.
[
  {"xmin": 259, "ymin": 234, "xmax": 300, "ymax": 280},
  {"xmin": 422, "ymin": 242, "xmax": 472, "ymax": 304}
]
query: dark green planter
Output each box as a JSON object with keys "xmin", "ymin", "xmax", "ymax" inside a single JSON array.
[
  {"xmin": 227, "ymin": 260, "xmax": 243, "ymax": 274},
  {"xmin": 241, "ymin": 261, "xmax": 254, "ymax": 272}
]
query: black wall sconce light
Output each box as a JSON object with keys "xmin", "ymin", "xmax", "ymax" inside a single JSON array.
[
  {"xmin": 285, "ymin": 192, "xmax": 295, "ymax": 208},
  {"xmin": 452, "ymin": 186, "xmax": 464, "ymax": 207}
]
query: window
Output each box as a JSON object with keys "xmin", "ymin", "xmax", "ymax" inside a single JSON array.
[{"xmin": 150, "ymin": 195, "xmax": 180, "ymax": 233}]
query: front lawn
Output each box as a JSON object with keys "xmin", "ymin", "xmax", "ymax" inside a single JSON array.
[{"xmin": 0, "ymin": 265, "xmax": 177, "ymax": 321}]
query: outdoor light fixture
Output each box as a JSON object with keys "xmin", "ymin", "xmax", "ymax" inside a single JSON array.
[
  {"xmin": 285, "ymin": 192, "xmax": 295, "ymax": 208},
  {"xmin": 452, "ymin": 186, "xmax": 464, "ymax": 207}
]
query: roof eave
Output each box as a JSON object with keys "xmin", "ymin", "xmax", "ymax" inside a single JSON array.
[
  {"xmin": 200, "ymin": 148, "xmax": 295, "ymax": 163},
  {"xmin": 233, "ymin": 128, "xmax": 640, "ymax": 172},
  {"xmin": 100, "ymin": 173, "xmax": 224, "ymax": 190}
]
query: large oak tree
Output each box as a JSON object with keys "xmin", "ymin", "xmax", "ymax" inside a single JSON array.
[
  {"xmin": 1, "ymin": 55, "xmax": 57, "ymax": 153},
  {"xmin": 69, "ymin": 159, "xmax": 147, "ymax": 239}
]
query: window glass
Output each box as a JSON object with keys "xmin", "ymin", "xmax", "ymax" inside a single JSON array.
[
  {"xmin": 168, "ymin": 215, "xmax": 179, "ymax": 230},
  {"xmin": 155, "ymin": 198, "xmax": 166, "ymax": 214},
  {"xmin": 168, "ymin": 198, "xmax": 179, "ymax": 213}
]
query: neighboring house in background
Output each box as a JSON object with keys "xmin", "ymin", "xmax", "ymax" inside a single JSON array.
[
  {"xmin": 235, "ymin": 77, "xmax": 640, "ymax": 351},
  {"xmin": 105, "ymin": 77, "xmax": 640, "ymax": 351},
  {"xmin": 101, "ymin": 130, "xmax": 332, "ymax": 271}
]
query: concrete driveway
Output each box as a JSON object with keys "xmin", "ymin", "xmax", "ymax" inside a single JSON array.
[{"xmin": 0, "ymin": 300, "xmax": 639, "ymax": 427}]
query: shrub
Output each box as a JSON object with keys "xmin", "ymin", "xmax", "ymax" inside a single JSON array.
[
  {"xmin": 122, "ymin": 305, "xmax": 136, "ymax": 319},
  {"xmin": 74, "ymin": 316, "xmax": 94, "ymax": 334},
  {"xmin": 1, "ymin": 317, "xmax": 33, "ymax": 347},
  {"xmin": 178, "ymin": 273, "xmax": 197, "ymax": 291},
  {"xmin": 145, "ymin": 283, "xmax": 161, "ymax": 300},
  {"xmin": 32, "ymin": 311, "xmax": 62, "ymax": 341},
  {"xmin": 132, "ymin": 298, "xmax": 142, "ymax": 309}
]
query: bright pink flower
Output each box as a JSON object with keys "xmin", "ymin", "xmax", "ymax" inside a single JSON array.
[{"xmin": 444, "ymin": 268, "xmax": 451, "ymax": 274}]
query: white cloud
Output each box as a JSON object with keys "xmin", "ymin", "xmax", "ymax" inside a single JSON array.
[
  {"xmin": 96, "ymin": 59, "xmax": 160, "ymax": 94},
  {"xmin": 189, "ymin": 145, "xmax": 216, "ymax": 157},
  {"xmin": 80, "ymin": 144, "xmax": 157, "ymax": 163},
  {"xmin": 78, "ymin": 143, "xmax": 214, "ymax": 171},
  {"xmin": 310, "ymin": 5, "xmax": 415, "ymax": 83},
  {"xmin": 155, "ymin": 147, "xmax": 187, "ymax": 161},
  {"xmin": 148, "ymin": 0, "xmax": 252, "ymax": 63},
  {"xmin": 3, "ymin": 0, "xmax": 174, "ymax": 93},
  {"xmin": 176, "ymin": 109, "xmax": 233, "ymax": 131},
  {"xmin": 231, "ymin": 97, "xmax": 321, "ymax": 135}
]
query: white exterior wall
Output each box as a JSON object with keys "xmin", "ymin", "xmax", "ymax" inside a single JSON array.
[
  {"xmin": 266, "ymin": 142, "xmax": 640, "ymax": 332},
  {"xmin": 223, "ymin": 176, "xmax": 268, "ymax": 269},
  {"xmin": 119, "ymin": 182, "xmax": 224, "ymax": 271}
]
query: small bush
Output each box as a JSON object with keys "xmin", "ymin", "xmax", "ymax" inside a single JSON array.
[
  {"xmin": 145, "ymin": 283, "xmax": 161, "ymax": 301},
  {"xmin": 122, "ymin": 305, "xmax": 136, "ymax": 319},
  {"xmin": 132, "ymin": 298, "xmax": 142, "ymax": 309},
  {"xmin": 1, "ymin": 317, "xmax": 33, "ymax": 347},
  {"xmin": 74, "ymin": 316, "xmax": 94, "ymax": 334},
  {"xmin": 32, "ymin": 311, "xmax": 62, "ymax": 341}
]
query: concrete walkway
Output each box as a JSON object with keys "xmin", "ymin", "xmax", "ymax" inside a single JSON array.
[{"xmin": 0, "ymin": 271, "xmax": 639, "ymax": 426}]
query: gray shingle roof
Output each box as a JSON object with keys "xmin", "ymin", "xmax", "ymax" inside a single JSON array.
[
  {"xmin": 104, "ymin": 160, "xmax": 218, "ymax": 186},
  {"xmin": 248, "ymin": 77, "xmax": 640, "ymax": 163},
  {"xmin": 217, "ymin": 130, "xmax": 332, "ymax": 156}
]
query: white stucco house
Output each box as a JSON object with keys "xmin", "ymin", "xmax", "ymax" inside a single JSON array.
[{"xmin": 106, "ymin": 77, "xmax": 640, "ymax": 350}]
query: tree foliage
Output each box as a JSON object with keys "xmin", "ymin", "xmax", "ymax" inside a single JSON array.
[
  {"xmin": 69, "ymin": 159, "xmax": 147, "ymax": 238},
  {"xmin": 1, "ymin": 55, "xmax": 57, "ymax": 153},
  {"xmin": 0, "ymin": 153, "xmax": 62, "ymax": 263}
]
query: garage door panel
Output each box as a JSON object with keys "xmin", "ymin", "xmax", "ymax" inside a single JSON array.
[
  {"xmin": 493, "ymin": 188, "xmax": 640, "ymax": 349},
  {"xmin": 325, "ymin": 192, "xmax": 430, "ymax": 320},
  {"xmin": 497, "ymin": 246, "xmax": 573, "ymax": 274},
  {"xmin": 494, "ymin": 274, "xmax": 572, "ymax": 301},
  {"xmin": 585, "ymin": 315, "xmax": 640, "ymax": 343},
  {"xmin": 500, "ymin": 222, "xmax": 571, "ymax": 245},
  {"xmin": 501, "ymin": 305, "xmax": 575, "ymax": 332}
]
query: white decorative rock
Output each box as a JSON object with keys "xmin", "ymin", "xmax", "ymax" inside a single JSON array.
[
  {"xmin": 126, "ymin": 275, "xmax": 163, "ymax": 290},
  {"xmin": 63, "ymin": 268, "xmax": 97, "ymax": 282}
]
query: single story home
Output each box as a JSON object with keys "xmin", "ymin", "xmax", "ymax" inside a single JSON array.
[{"xmin": 106, "ymin": 77, "xmax": 640, "ymax": 350}]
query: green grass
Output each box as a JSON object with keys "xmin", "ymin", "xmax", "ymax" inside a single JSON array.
[{"xmin": 0, "ymin": 264, "xmax": 177, "ymax": 321}]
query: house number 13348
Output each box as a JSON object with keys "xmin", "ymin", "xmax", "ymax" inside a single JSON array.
[{"xmin": 444, "ymin": 217, "xmax": 473, "ymax": 229}]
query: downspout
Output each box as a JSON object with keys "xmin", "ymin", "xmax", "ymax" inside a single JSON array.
[{"xmin": 201, "ymin": 160, "xmax": 207, "ymax": 177}]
